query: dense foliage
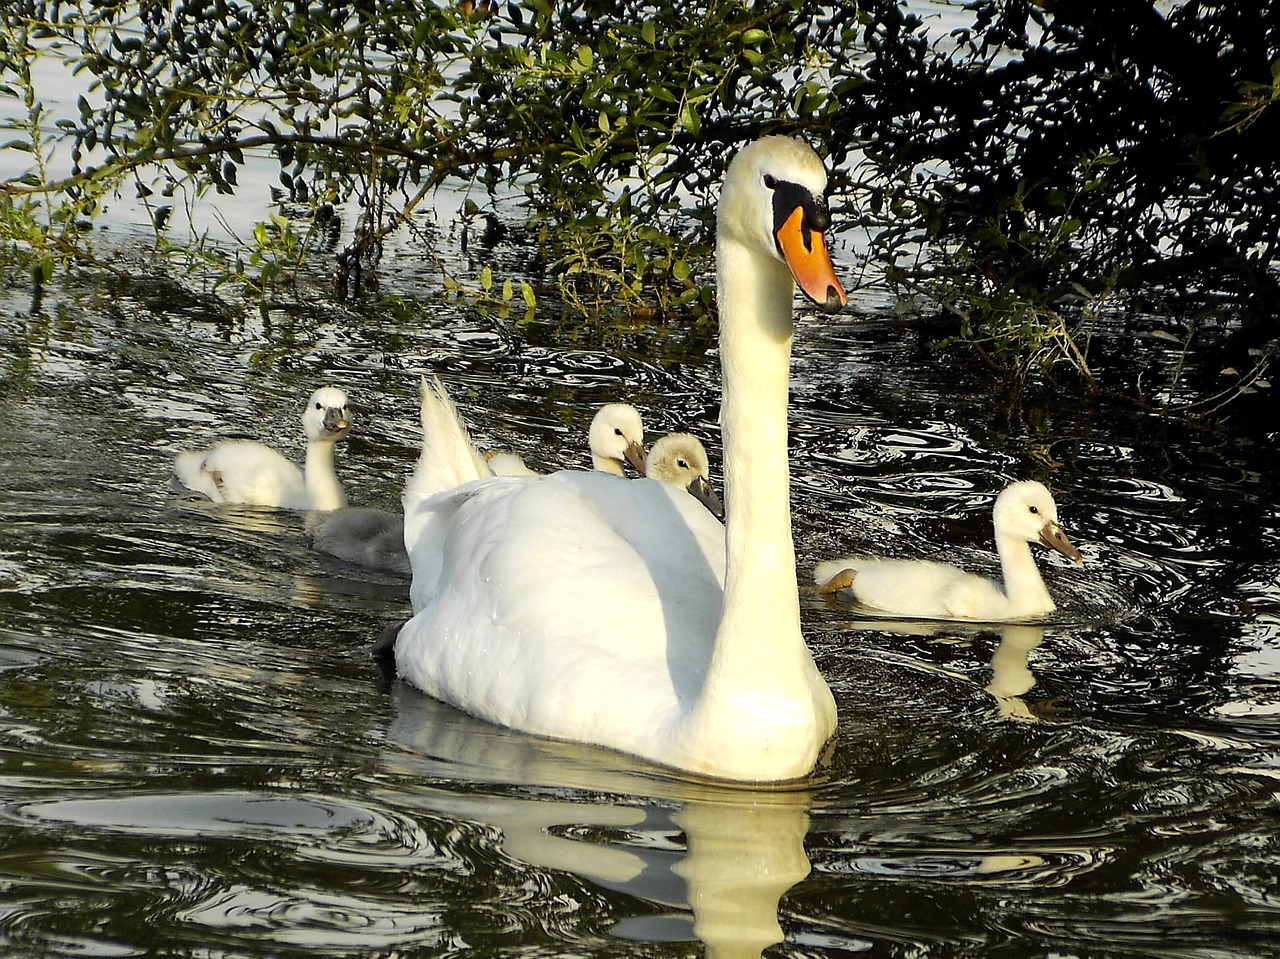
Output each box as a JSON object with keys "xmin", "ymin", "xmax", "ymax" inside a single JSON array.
[
  {"xmin": 1, "ymin": 0, "xmax": 1277, "ymax": 410},
  {"xmin": 843, "ymin": 0, "xmax": 1280, "ymax": 400},
  {"xmin": 1, "ymin": 0, "xmax": 860, "ymax": 311}
]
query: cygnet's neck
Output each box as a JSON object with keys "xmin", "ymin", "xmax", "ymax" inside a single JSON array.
[
  {"xmin": 304, "ymin": 438, "xmax": 347, "ymax": 510},
  {"xmin": 996, "ymin": 533, "xmax": 1054, "ymax": 616},
  {"xmin": 592, "ymin": 454, "xmax": 625, "ymax": 476}
]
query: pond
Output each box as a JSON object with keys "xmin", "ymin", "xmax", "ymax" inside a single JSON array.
[
  {"xmin": 1, "ymin": 193, "xmax": 1278, "ymax": 959},
  {"xmin": 3, "ymin": 12, "xmax": 1280, "ymax": 945}
]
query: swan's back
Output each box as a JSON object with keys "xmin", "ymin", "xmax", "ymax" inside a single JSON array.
[{"xmin": 398, "ymin": 469, "xmax": 725, "ymax": 737}]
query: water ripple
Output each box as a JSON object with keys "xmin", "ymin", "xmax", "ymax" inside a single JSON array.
[
  {"xmin": 812, "ymin": 846, "xmax": 1112, "ymax": 888},
  {"xmin": 12, "ymin": 792, "xmax": 445, "ymax": 864},
  {"xmin": 177, "ymin": 885, "xmax": 448, "ymax": 949}
]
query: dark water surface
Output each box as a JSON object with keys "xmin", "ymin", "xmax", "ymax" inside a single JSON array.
[{"xmin": 1, "ymin": 252, "xmax": 1278, "ymax": 959}]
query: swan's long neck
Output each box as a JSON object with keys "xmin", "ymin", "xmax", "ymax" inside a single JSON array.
[
  {"xmin": 693, "ymin": 236, "xmax": 828, "ymax": 748},
  {"xmin": 997, "ymin": 534, "xmax": 1054, "ymax": 615},
  {"xmin": 304, "ymin": 439, "xmax": 347, "ymax": 511}
]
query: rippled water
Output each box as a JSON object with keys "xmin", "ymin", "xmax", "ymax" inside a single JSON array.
[{"xmin": 2, "ymin": 251, "xmax": 1277, "ymax": 959}]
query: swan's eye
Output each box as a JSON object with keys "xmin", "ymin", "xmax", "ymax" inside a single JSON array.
[
  {"xmin": 763, "ymin": 174, "xmax": 778, "ymax": 190},
  {"xmin": 1029, "ymin": 505, "xmax": 1040, "ymax": 514},
  {"xmin": 678, "ymin": 459, "xmax": 689, "ymax": 468},
  {"xmin": 315, "ymin": 402, "xmax": 323, "ymax": 410},
  {"xmin": 614, "ymin": 428, "xmax": 623, "ymax": 436}
]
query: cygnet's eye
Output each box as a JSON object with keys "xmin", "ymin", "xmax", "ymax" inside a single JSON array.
[
  {"xmin": 1029, "ymin": 505, "xmax": 1040, "ymax": 515},
  {"xmin": 614, "ymin": 428, "xmax": 624, "ymax": 436},
  {"xmin": 315, "ymin": 401, "xmax": 323, "ymax": 410},
  {"xmin": 763, "ymin": 173, "xmax": 778, "ymax": 190},
  {"xmin": 678, "ymin": 459, "xmax": 689, "ymax": 469}
]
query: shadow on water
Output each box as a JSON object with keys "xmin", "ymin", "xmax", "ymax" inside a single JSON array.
[{"xmin": 1, "ymin": 241, "xmax": 1279, "ymax": 956}]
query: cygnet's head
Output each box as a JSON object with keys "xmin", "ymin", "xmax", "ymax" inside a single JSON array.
[
  {"xmin": 994, "ymin": 480, "xmax": 1082, "ymax": 563},
  {"xmin": 647, "ymin": 432, "xmax": 723, "ymax": 519},
  {"xmin": 589, "ymin": 403, "xmax": 647, "ymax": 476},
  {"xmin": 302, "ymin": 386, "xmax": 351, "ymax": 443}
]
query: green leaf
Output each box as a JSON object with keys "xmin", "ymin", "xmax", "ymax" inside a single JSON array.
[{"xmin": 679, "ymin": 100, "xmax": 701, "ymax": 134}]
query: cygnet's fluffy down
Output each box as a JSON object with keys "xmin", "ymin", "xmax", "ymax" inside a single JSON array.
[
  {"xmin": 814, "ymin": 480, "xmax": 1083, "ymax": 621},
  {"xmin": 646, "ymin": 432, "xmax": 723, "ymax": 519},
  {"xmin": 484, "ymin": 450, "xmax": 538, "ymax": 476},
  {"xmin": 305, "ymin": 507, "xmax": 410, "ymax": 575},
  {"xmin": 588, "ymin": 403, "xmax": 647, "ymax": 475},
  {"xmin": 174, "ymin": 385, "xmax": 351, "ymax": 511}
]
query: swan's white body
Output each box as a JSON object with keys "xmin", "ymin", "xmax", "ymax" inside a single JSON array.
[
  {"xmin": 814, "ymin": 480, "xmax": 1083, "ymax": 621},
  {"xmin": 174, "ymin": 386, "xmax": 350, "ymax": 511},
  {"xmin": 394, "ymin": 136, "xmax": 846, "ymax": 781}
]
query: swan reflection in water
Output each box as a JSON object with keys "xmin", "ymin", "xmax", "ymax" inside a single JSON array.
[
  {"xmin": 821, "ymin": 608, "xmax": 1054, "ymax": 721},
  {"xmin": 984, "ymin": 624, "xmax": 1050, "ymax": 721},
  {"xmin": 382, "ymin": 680, "xmax": 814, "ymax": 959}
]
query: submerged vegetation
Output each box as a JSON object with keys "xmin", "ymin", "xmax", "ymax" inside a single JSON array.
[{"xmin": 0, "ymin": 0, "xmax": 1277, "ymax": 414}]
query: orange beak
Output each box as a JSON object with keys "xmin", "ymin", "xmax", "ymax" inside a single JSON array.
[{"xmin": 775, "ymin": 206, "xmax": 847, "ymax": 313}]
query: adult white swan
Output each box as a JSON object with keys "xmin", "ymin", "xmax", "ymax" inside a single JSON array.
[
  {"xmin": 392, "ymin": 136, "xmax": 847, "ymax": 782},
  {"xmin": 174, "ymin": 385, "xmax": 350, "ymax": 511},
  {"xmin": 814, "ymin": 480, "xmax": 1083, "ymax": 620}
]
